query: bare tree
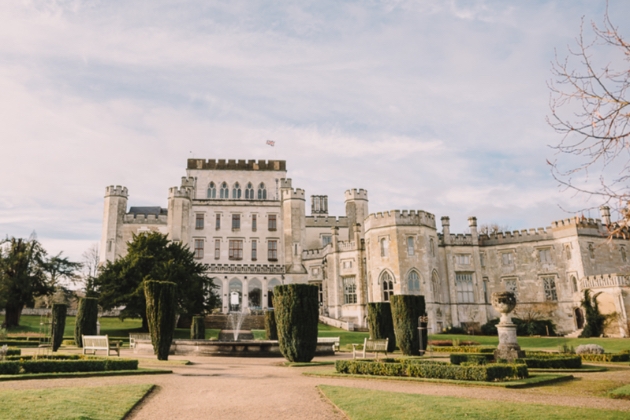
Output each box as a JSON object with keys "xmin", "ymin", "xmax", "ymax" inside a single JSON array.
[
  {"xmin": 478, "ymin": 223, "xmax": 511, "ymax": 235},
  {"xmin": 80, "ymin": 243, "xmax": 100, "ymax": 297},
  {"xmin": 548, "ymin": 4, "xmax": 630, "ymax": 232}
]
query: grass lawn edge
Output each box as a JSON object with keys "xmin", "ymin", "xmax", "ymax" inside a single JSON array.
[
  {"xmin": 303, "ymin": 370, "xmax": 573, "ymax": 388},
  {"xmin": 0, "ymin": 368, "xmax": 172, "ymax": 382},
  {"xmin": 283, "ymin": 361, "xmax": 336, "ymax": 367},
  {"xmin": 528, "ymin": 364, "xmax": 607, "ymax": 373},
  {"xmin": 120, "ymin": 384, "xmax": 157, "ymax": 419}
]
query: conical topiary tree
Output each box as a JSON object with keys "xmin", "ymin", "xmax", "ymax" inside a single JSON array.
[
  {"xmin": 390, "ymin": 295, "xmax": 426, "ymax": 356},
  {"xmin": 367, "ymin": 302, "xmax": 396, "ymax": 352},
  {"xmin": 264, "ymin": 309, "xmax": 278, "ymax": 340},
  {"xmin": 51, "ymin": 303, "xmax": 67, "ymax": 352},
  {"xmin": 191, "ymin": 316, "xmax": 206, "ymax": 339},
  {"xmin": 74, "ymin": 297, "xmax": 99, "ymax": 347},
  {"xmin": 144, "ymin": 280, "xmax": 177, "ymax": 360},
  {"xmin": 273, "ymin": 284, "xmax": 319, "ymax": 362}
]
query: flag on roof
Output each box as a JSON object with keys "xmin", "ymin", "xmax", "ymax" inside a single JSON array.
[{"xmin": 266, "ymin": 140, "xmax": 275, "ymax": 147}]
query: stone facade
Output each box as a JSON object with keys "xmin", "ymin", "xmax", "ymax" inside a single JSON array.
[{"xmin": 100, "ymin": 159, "xmax": 630, "ymax": 337}]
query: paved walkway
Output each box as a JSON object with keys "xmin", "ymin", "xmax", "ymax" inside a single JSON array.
[{"xmin": 2, "ymin": 350, "xmax": 630, "ymax": 419}]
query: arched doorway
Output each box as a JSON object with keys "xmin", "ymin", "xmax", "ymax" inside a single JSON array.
[
  {"xmin": 574, "ymin": 307, "xmax": 585, "ymax": 329},
  {"xmin": 229, "ymin": 279, "xmax": 242, "ymax": 312},
  {"xmin": 248, "ymin": 279, "xmax": 262, "ymax": 311},
  {"xmin": 267, "ymin": 278, "xmax": 281, "ymax": 308}
]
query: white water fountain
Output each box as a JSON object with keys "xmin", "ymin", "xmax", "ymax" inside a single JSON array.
[{"xmin": 218, "ymin": 312, "xmax": 254, "ymax": 341}]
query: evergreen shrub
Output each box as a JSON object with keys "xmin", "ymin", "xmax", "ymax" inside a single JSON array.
[
  {"xmin": 367, "ymin": 303, "xmax": 396, "ymax": 353},
  {"xmin": 273, "ymin": 284, "xmax": 319, "ymax": 362},
  {"xmin": 144, "ymin": 280, "xmax": 177, "ymax": 361},
  {"xmin": 430, "ymin": 346, "xmax": 495, "ymax": 354},
  {"xmin": 516, "ymin": 356, "xmax": 582, "ymax": 369},
  {"xmin": 390, "ymin": 295, "xmax": 426, "ymax": 356},
  {"xmin": 74, "ymin": 297, "xmax": 99, "ymax": 347},
  {"xmin": 51, "ymin": 304, "xmax": 67, "ymax": 352},
  {"xmin": 0, "ymin": 361, "xmax": 20, "ymax": 375},
  {"xmin": 264, "ymin": 310, "xmax": 278, "ymax": 340},
  {"xmin": 579, "ymin": 353, "xmax": 630, "ymax": 362},
  {"xmin": 6, "ymin": 347, "xmax": 20, "ymax": 356},
  {"xmin": 191, "ymin": 316, "xmax": 206, "ymax": 340}
]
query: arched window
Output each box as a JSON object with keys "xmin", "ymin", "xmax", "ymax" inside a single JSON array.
[
  {"xmin": 220, "ymin": 182, "xmax": 229, "ymax": 199},
  {"xmin": 408, "ymin": 271, "xmax": 420, "ymax": 292},
  {"xmin": 258, "ymin": 183, "xmax": 267, "ymax": 200},
  {"xmin": 245, "ymin": 182, "xmax": 254, "ymax": 200},
  {"xmin": 207, "ymin": 182, "xmax": 216, "ymax": 199},
  {"xmin": 381, "ymin": 271, "xmax": 394, "ymax": 302},
  {"xmin": 232, "ymin": 182, "xmax": 241, "ymax": 199},
  {"xmin": 432, "ymin": 271, "xmax": 441, "ymax": 303}
]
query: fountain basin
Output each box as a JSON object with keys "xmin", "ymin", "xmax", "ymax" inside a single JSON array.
[
  {"xmin": 133, "ymin": 339, "xmax": 335, "ymax": 358},
  {"xmin": 218, "ymin": 329, "xmax": 254, "ymax": 341}
]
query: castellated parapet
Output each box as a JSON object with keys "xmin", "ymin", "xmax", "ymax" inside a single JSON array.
[
  {"xmin": 105, "ymin": 185, "xmax": 128, "ymax": 197},
  {"xmin": 168, "ymin": 186, "xmax": 192, "ymax": 199},
  {"xmin": 280, "ymin": 178, "xmax": 292, "ymax": 189},
  {"xmin": 344, "ymin": 188, "xmax": 368, "ymax": 201},
  {"xmin": 123, "ymin": 213, "xmax": 168, "ymax": 224},
  {"xmin": 180, "ymin": 177, "xmax": 195, "ymax": 188},
  {"xmin": 281, "ymin": 188, "xmax": 305, "ymax": 201},
  {"xmin": 364, "ymin": 209, "xmax": 437, "ymax": 231},
  {"xmin": 305, "ymin": 216, "xmax": 349, "ymax": 227},
  {"xmin": 479, "ymin": 227, "xmax": 552, "ymax": 245},
  {"xmin": 187, "ymin": 159, "xmax": 286, "ymax": 171}
]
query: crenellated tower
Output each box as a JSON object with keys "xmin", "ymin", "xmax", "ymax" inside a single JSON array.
[
  {"xmin": 100, "ymin": 185, "xmax": 128, "ymax": 264},
  {"xmin": 281, "ymin": 178, "xmax": 307, "ymax": 274},
  {"xmin": 345, "ymin": 189, "xmax": 368, "ymax": 240},
  {"xmin": 167, "ymin": 185, "xmax": 192, "ymax": 245}
]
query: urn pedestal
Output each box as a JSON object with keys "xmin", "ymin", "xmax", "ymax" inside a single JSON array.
[{"xmin": 491, "ymin": 292, "xmax": 525, "ymax": 362}]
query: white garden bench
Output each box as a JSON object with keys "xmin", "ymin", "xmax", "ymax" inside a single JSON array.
[
  {"xmin": 129, "ymin": 333, "xmax": 151, "ymax": 349},
  {"xmin": 317, "ymin": 336, "xmax": 340, "ymax": 352},
  {"xmin": 82, "ymin": 335, "xmax": 121, "ymax": 357},
  {"xmin": 352, "ymin": 338, "xmax": 389, "ymax": 360}
]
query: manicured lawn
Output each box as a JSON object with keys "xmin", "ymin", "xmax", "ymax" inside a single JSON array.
[
  {"xmin": 318, "ymin": 385, "xmax": 630, "ymax": 419},
  {"xmin": 0, "ymin": 384, "xmax": 154, "ymax": 419},
  {"xmin": 610, "ymin": 384, "xmax": 630, "ymax": 400}
]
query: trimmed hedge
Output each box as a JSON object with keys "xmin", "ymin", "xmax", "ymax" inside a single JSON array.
[
  {"xmin": 6, "ymin": 348, "xmax": 21, "ymax": 356},
  {"xmin": 191, "ymin": 316, "xmax": 206, "ymax": 340},
  {"xmin": 273, "ymin": 284, "xmax": 319, "ymax": 363},
  {"xmin": 334, "ymin": 359, "xmax": 527, "ymax": 382},
  {"xmin": 390, "ymin": 295, "xmax": 426, "ymax": 356},
  {"xmin": 450, "ymin": 353, "xmax": 495, "ymax": 365},
  {"xmin": 51, "ymin": 303, "xmax": 67, "ymax": 352},
  {"xmin": 0, "ymin": 357, "xmax": 138, "ymax": 374},
  {"xmin": 0, "ymin": 341, "xmax": 39, "ymax": 347},
  {"xmin": 264, "ymin": 310, "xmax": 278, "ymax": 341},
  {"xmin": 516, "ymin": 356, "xmax": 582, "ymax": 369},
  {"xmin": 74, "ymin": 297, "xmax": 99, "ymax": 347},
  {"xmin": 430, "ymin": 346, "xmax": 496, "ymax": 354},
  {"xmin": 367, "ymin": 302, "xmax": 396, "ymax": 353},
  {"xmin": 579, "ymin": 353, "xmax": 630, "ymax": 363},
  {"xmin": 144, "ymin": 280, "xmax": 177, "ymax": 361}
]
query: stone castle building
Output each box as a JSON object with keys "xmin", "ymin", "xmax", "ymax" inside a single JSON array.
[{"xmin": 100, "ymin": 159, "xmax": 630, "ymax": 336}]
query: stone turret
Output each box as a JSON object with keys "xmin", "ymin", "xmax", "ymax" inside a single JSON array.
[
  {"xmin": 345, "ymin": 189, "xmax": 368, "ymax": 241},
  {"xmin": 468, "ymin": 216, "xmax": 478, "ymax": 246},
  {"xmin": 441, "ymin": 216, "xmax": 451, "ymax": 245},
  {"xmin": 167, "ymin": 186, "xmax": 192, "ymax": 245},
  {"xmin": 282, "ymin": 180, "xmax": 307, "ymax": 274},
  {"xmin": 100, "ymin": 186, "xmax": 128, "ymax": 263},
  {"xmin": 600, "ymin": 206, "xmax": 612, "ymax": 226}
]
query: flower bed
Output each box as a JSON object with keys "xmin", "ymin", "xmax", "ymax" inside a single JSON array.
[
  {"xmin": 334, "ymin": 359, "xmax": 527, "ymax": 382},
  {"xmin": 0, "ymin": 355, "xmax": 138, "ymax": 375},
  {"xmin": 449, "ymin": 353, "xmax": 495, "ymax": 365},
  {"xmin": 516, "ymin": 355, "xmax": 582, "ymax": 369},
  {"xmin": 430, "ymin": 346, "xmax": 495, "ymax": 354},
  {"xmin": 578, "ymin": 353, "xmax": 629, "ymax": 362}
]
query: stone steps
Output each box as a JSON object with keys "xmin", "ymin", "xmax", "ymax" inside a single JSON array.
[{"xmin": 564, "ymin": 328, "xmax": 583, "ymax": 338}]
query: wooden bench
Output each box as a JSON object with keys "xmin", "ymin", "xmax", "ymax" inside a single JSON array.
[
  {"xmin": 129, "ymin": 333, "xmax": 151, "ymax": 349},
  {"xmin": 82, "ymin": 335, "xmax": 121, "ymax": 357},
  {"xmin": 352, "ymin": 338, "xmax": 389, "ymax": 359},
  {"xmin": 317, "ymin": 336, "xmax": 340, "ymax": 352}
]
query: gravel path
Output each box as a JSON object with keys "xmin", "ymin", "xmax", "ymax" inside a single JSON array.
[{"xmin": 2, "ymin": 350, "xmax": 630, "ymax": 419}]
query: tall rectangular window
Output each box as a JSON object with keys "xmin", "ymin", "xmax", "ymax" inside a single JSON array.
[
  {"xmin": 251, "ymin": 240, "xmax": 257, "ymax": 261},
  {"xmin": 538, "ymin": 248, "xmax": 552, "ymax": 264},
  {"xmin": 542, "ymin": 276, "xmax": 558, "ymax": 301},
  {"xmin": 318, "ymin": 283, "xmax": 323, "ymax": 305},
  {"xmin": 252, "ymin": 214, "xmax": 257, "ymax": 231},
  {"xmin": 455, "ymin": 273, "xmax": 474, "ymax": 303},
  {"xmin": 343, "ymin": 276, "xmax": 357, "ymax": 304},
  {"xmin": 321, "ymin": 235, "xmax": 332, "ymax": 247},
  {"xmin": 232, "ymin": 214, "xmax": 241, "ymax": 230},
  {"xmin": 268, "ymin": 214, "xmax": 277, "ymax": 231},
  {"xmin": 194, "ymin": 239, "xmax": 204, "ymax": 259},
  {"xmin": 482, "ymin": 278, "xmax": 489, "ymax": 304},
  {"xmin": 195, "ymin": 214, "xmax": 204, "ymax": 230},
  {"xmin": 407, "ymin": 237, "xmax": 415, "ymax": 256},
  {"xmin": 501, "ymin": 252, "xmax": 513, "ymax": 266},
  {"xmin": 215, "ymin": 214, "xmax": 221, "ymax": 230},
  {"xmin": 229, "ymin": 240, "xmax": 243, "ymax": 260},
  {"xmin": 268, "ymin": 240, "xmax": 278, "ymax": 261},
  {"xmin": 480, "ymin": 253, "xmax": 486, "ymax": 267},
  {"xmin": 430, "ymin": 238, "xmax": 435, "ymax": 256},
  {"xmin": 214, "ymin": 239, "xmax": 220, "ymax": 259},
  {"xmin": 380, "ymin": 238, "xmax": 388, "ymax": 257}
]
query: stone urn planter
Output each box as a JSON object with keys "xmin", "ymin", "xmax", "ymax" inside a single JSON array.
[{"xmin": 491, "ymin": 291, "xmax": 524, "ymax": 362}]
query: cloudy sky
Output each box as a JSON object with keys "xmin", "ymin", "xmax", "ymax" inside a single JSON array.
[{"xmin": 1, "ymin": 0, "xmax": 628, "ymax": 261}]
